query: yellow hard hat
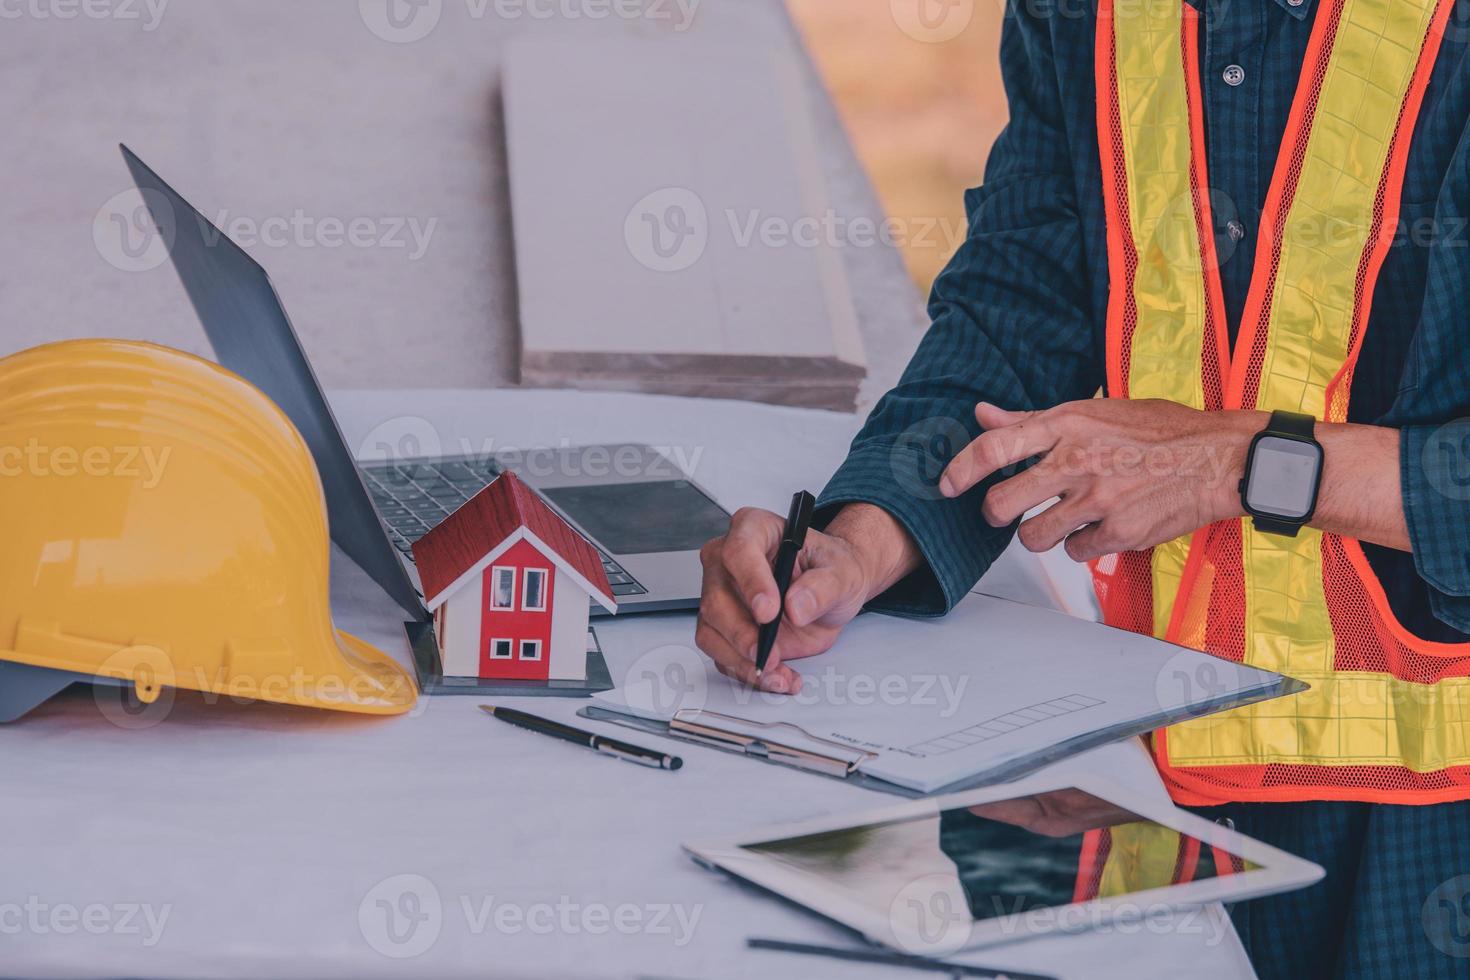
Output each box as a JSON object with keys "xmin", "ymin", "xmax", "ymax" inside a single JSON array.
[{"xmin": 0, "ymin": 339, "xmax": 417, "ymax": 721}]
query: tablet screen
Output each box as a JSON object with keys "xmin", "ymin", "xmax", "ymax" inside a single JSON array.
[{"xmin": 742, "ymin": 788, "xmax": 1258, "ymax": 927}]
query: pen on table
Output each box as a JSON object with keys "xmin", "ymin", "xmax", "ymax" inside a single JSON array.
[
  {"xmin": 479, "ymin": 704, "xmax": 683, "ymax": 770},
  {"xmin": 754, "ymin": 489, "xmax": 817, "ymax": 683}
]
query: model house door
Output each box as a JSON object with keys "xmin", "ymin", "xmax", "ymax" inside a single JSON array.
[{"xmin": 478, "ymin": 540, "xmax": 554, "ymax": 681}]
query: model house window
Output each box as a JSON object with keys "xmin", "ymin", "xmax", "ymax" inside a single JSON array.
[
  {"xmin": 519, "ymin": 639, "xmax": 542, "ymax": 661},
  {"xmin": 490, "ymin": 638, "xmax": 513, "ymax": 660},
  {"xmin": 490, "ymin": 567, "xmax": 515, "ymax": 610},
  {"xmin": 522, "ymin": 568, "xmax": 548, "ymax": 611}
]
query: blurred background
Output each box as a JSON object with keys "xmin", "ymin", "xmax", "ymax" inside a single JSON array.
[
  {"xmin": 788, "ymin": 0, "xmax": 1006, "ymax": 292},
  {"xmin": 0, "ymin": 0, "xmax": 1012, "ymax": 412}
]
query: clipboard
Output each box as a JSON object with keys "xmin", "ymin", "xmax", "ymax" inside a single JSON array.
[{"xmin": 579, "ymin": 673, "xmax": 1306, "ymax": 799}]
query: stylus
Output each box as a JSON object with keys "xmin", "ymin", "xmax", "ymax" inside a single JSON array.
[
  {"xmin": 753, "ymin": 490, "xmax": 816, "ymax": 682},
  {"xmin": 481, "ymin": 705, "xmax": 683, "ymax": 770},
  {"xmin": 746, "ymin": 938, "xmax": 1057, "ymax": 979}
]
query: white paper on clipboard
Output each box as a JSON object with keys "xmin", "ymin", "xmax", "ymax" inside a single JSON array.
[{"xmin": 589, "ymin": 594, "xmax": 1303, "ymax": 795}]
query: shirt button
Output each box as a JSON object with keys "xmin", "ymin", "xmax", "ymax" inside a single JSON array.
[
  {"xmin": 1227, "ymin": 220, "xmax": 1246, "ymax": 242},
  {"xmin": 1223, "ymin": 64, "xmax": 1246, "ymax": 87}
]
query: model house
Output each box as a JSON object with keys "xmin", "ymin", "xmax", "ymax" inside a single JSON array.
[{"xmin": 412, "ymin": 471, "xmax": 616, "ymax": 682}]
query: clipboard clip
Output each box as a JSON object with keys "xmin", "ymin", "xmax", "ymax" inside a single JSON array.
[{"xmin": 670, "ymin": 709, "xmax": 878, "ymax": 778}]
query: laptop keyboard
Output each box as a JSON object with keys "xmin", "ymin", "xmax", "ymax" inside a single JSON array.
[{"xmin": 361, "ymin": 459, "xmax": 648, "ymax": 597}]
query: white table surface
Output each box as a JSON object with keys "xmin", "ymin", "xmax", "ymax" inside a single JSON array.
[{"xmin": 0, "ymin": 389, "xmax": 1255, "ymax": 979}]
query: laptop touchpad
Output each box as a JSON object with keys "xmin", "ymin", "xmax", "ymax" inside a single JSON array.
[{"xmin": 540, "ymin": 482, "xmax": 731, "ymax": 556}]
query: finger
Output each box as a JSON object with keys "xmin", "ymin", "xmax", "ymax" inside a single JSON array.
[
  {"xmin": 697, "ymin": 619, "xmax": 801, "ymax": 694},
  {"xmin": 783, "ymin": 563, "xmax": 855, "ymax": 628},
  {"xmin": 1016, "ymin": 496, "xmax": 1101, "ymax": 553},
  {"xmin": 697, "ymin": 580, "xmax": 761, "ymax": 664},
  {"xmin": 974, "ymin": 401, "xmax": 1037, "ymax": 430},
  {"xmin": 981, "ymin": 463, "xmax": 1074, "ymax": 527},
  {"xmin": 722, "ymin": 509, "xmax": 784, "ymax": 622},
  {"xmin": 940, "ymin": 412, "xmax": 1058, "ymax": 499},
  {"xmin": 1062, "ymin": 522, "xmax": 1121, "ymax": 563}
]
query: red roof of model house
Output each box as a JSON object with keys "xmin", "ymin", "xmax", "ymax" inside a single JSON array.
[{"xmin": 411, "ymin": 470, "xmax": 617, "ymax": 614}]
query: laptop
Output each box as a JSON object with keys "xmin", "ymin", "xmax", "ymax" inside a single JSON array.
[{"xmin": 120, "ymin": 145, "xmax": 732, "ymax": 621}]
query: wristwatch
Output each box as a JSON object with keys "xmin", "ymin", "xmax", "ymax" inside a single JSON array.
[{"xmin": 1239, "ymin": 410, "xmax": 1324, "ymax": 537}]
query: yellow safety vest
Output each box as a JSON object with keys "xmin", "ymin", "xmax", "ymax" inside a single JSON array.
[{"xmin": 1093, "ymin": 0, "xmax": 1470, "ymax": 805}]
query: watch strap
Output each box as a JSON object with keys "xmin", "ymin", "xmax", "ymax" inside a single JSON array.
[
  {"xmin": 1269, "ymin": 410, "xmax": 1316, "ymax": 439},
  {"xmin": 1252, "ymin": 513, "xmax": 1304, "ymax": 536}
]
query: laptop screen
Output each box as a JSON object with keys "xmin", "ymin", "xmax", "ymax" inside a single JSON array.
[{"xmin": 120, "ymin": 145, "xmax": 425, "ymax": 618}]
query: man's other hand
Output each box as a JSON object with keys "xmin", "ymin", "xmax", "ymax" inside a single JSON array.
[
  {"xmin": 941, "ymin": 399, "xmax": 1264, "ymax": 562},
  {"xmin": 695, "ymin": 503, "xmax": 921, "ymax": 694}
]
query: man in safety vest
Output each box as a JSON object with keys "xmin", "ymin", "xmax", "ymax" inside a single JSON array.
[{"xmin": 695, "ymin": 1, "xmax": 1470, "ymax": 976}]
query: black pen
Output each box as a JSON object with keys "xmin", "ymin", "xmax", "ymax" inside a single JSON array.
[
  {"xmin": 480, "ymin": 705, "xmax": 682, "ymax": 770},
  {"xmin": 754, "ymin": 490, "xmax": 816, "ymax": 682}
]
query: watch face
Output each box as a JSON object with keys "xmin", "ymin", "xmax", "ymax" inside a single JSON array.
[{"xmin": 1245, "ymin": 436, "xmax": 1322, "ymax": 520}]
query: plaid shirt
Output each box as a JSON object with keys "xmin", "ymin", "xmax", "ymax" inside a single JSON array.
[{"xmin": 820, "ymin": 0, "xmax": 1470, "ymax": 642}]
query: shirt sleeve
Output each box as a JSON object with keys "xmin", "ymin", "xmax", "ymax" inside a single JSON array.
[
  {"xmin": 816, "ymin": 8, "xmax": 1101, "ymax": 619},
  {"xmin": 1382, "ymin": 132, "xmax": 1470, "ymax": 634}
]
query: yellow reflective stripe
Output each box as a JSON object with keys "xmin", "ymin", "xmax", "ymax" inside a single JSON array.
[
  {"xmin": 1254, "ymin": 0, "xmax": 1440, "ymax": 423},
  {"xmin": 1166, "ymin": 671, "xmax": 1470, "ymax": 771},
  {"xmin": 1111, "ymin": 1, "xmax": 1208, "ymax": 414},
  {"xmin": 1150, "ymin": 536, "xmax": 1193, "ymax": 640},
  {"xmin": 1110, "ymin": 2, "xmax": 1207, "ymax": 636},
  {"xmin": 1097, "ymin": 822, "xmax": 1184, "ymax": 898}
]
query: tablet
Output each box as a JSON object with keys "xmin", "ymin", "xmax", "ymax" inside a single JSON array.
[{"xmin": 683, "ymin": 774, "xmax": 1323, "ymax": 956}]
